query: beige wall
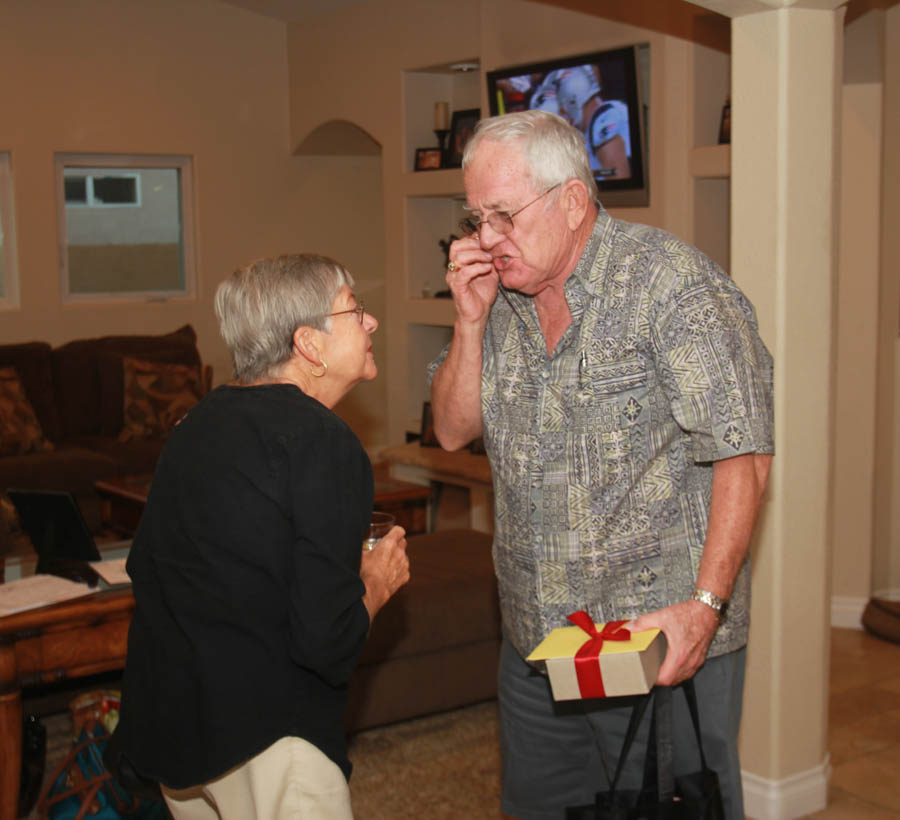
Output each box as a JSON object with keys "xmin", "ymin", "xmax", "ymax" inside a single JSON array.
[
  {"xmin": 0, "ymin": 0, "xmax": 387, "ymax": 450},
  {"xmin": 832, "ymin": 83, "xmax": 881, "ymax": 605},
  {"xmin": 876, "ymin": 5, "xmax": 900, "ymax": 598}
]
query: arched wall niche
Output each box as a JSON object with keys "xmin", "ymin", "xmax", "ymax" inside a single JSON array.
[
  {"xmin": 293, "ymin": 118, "xmax": 382, "ymax": 156},
  {"xmin": 292, "ymin": 118, "xmax": 388, "ymax": 455}
]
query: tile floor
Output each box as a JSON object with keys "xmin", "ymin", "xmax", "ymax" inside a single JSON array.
[{"xmin": 805, "ymin": 627, "xmax": 900, "ymax": 818}]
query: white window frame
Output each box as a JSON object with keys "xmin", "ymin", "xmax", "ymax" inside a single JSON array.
[
  {"xmin": 0, "ymin": 152, "xmax": 19, "ymax": 310},
  {"xmin": 55, "ymin": 153, "xmax": 196, "ymax": 303},
  {"xmin": 64, "ymin": 172, "xmax": 142, "ymax": 208}
]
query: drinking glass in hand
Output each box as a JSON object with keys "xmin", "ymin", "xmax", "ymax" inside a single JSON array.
[{"xmin": 363, "ymin": 512, "xmax": 395, "ymax": 551}]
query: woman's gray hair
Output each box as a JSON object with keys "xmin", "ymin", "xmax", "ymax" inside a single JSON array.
[
  {"xmin": 462, "ymin": 110, "xmax": 598, "ymax": 201},
  {"xmin": 214, "ymin": 253, "xmax": 354, "ymax": 384}
]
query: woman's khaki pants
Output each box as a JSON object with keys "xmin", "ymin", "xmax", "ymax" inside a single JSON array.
[{"xmin": 161, "ymin": 736, "xmax": 353, "ymax": 820}]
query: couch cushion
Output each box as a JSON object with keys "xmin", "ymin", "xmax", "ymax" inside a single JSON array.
[
  {"xmin": 118, "ymin": 357, "xmax": 205, "ymax": 442},
  {"xmin": 52, "ymin": 325, "xmax": 201, "ymax": 438},
  {"xmin": 98, "ymin": 346, "xmax": 206, "ymax": 437},
  {"xmin": 358, "ymin": 529, "xmax": 500, "ymax": 665},
  {"xmin": 0, "ymin": 342, "xmax": 61, "ymax": 441},
  {"xmin": 0, "ymin": 366, "xmax": 56, "ymax": 456}
]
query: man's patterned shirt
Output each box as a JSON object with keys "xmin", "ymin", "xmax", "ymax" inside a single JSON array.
[{"xmin": 429, "ymin": 210, "xmax": 774, "ymax": 660}]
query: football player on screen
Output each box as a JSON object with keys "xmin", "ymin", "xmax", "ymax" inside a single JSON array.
[{"xmin": 554, "ymin": 65, "xmax": 632, "ymax": 180}]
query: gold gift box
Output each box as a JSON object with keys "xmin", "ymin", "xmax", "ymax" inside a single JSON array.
[{"xmin": 527, "ymin": 622, "xmax": 667, "ymax": 700}]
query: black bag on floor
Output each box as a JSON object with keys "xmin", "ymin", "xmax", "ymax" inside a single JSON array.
[
  {"xmin": 566, "ymin": 679, "xmax": 725, "ymax": 820},
  {"xmin": 18, "ymin": 713, "xmax": 47, "ymax": 817}
]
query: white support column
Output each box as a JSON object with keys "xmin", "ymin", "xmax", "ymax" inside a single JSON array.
[{"xmin": 728, "ymin": 5, "xmax": 843, "ymax": 819}]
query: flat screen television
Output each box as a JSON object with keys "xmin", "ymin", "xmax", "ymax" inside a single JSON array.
[{"xmin": 486, "ymin": 44, "xmax": 649, "ymax": 207}]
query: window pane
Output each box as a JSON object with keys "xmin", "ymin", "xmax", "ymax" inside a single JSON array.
[
  {"xmin": 0, "ymin": 152, "xmax": 14, "ymax": 303},
  {"xmin": 62, "ymin": 162, "xmax": 188, "ymax": 296},
  {"xmin": 0, "ymin": 198, "xmax": 6, "ymax": 300},
  {"xmin": 64, "ymin": 176, "xmax": 88, "ymax": 204},
  {"xmin": 91, "ymin": 175, "xmax": 139, "ymax": 205}
]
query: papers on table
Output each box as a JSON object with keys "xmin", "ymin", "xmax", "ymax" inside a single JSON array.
[
  {"xmin": 0, "ymin": 559, "xmax": 132, "ymax": 618},
  {"xmin": 0, "ymin": 574, "xmax": 94, "ymax": 618},
  {"xmin": 90, "ymin": 558, "xmax": 131, "ymax": 587}
]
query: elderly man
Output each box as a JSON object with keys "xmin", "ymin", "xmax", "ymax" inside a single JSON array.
[{"xmin": 429, "ymin": 111, "xmax": 773, "ymax": 820}]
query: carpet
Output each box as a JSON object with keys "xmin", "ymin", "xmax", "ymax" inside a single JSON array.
[
  {"xmin": 25, "ymin": 700, "xmax": 504, "ymax": 819},
  {"xmin": 349, "ymin": 700, "xmax": 504, "ymax": 819}
]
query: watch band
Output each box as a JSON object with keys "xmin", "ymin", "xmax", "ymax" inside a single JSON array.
[{"xmin": 690, "ymin": 587, "xmax": 729, "ymax": 619}]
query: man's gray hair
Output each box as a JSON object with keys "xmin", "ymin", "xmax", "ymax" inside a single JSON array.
[
  {"xmin": 214, "ymin": 253, "xmax": 354, "ymax": 384},
  {"xmin": 462, "ymin": 110, "xmax": 598, "ymax": 201}
]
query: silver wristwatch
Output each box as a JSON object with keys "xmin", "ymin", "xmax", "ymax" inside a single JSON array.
[{"xmin": 690, "ymin": 588, "xmax": 729, "ymax": 620}]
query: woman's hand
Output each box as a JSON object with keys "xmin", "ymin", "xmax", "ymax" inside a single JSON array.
[{"xmin": 360, "ymin": 525, "xmax": 410, "ymax": 621}]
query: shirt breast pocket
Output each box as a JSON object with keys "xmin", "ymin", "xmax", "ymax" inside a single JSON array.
[{"xmin": 570, "ymin": 340, "xmax": 649, "ymax": 431}]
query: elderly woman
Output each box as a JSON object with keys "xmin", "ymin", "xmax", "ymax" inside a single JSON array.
[{"xmin": 112, "ymin": 254, "xmax": 409, "ymax": 820}]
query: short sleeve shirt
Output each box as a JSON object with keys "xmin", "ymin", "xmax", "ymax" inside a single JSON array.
[{"xmin": 429, "ymin": 210, "xmax": 774, "ymax": 660}]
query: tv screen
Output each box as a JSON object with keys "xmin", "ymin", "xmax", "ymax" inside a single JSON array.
[{"xmin": 486, "ymin": 44, "xmax": 649, "ymax": 207}]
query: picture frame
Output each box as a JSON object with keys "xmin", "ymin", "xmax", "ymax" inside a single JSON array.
[
  {"xmin": 445, "ymin": 108, "xmax": 481, "ymax": 168},
  {"xmin": 718, "ymin": 98, "xmax": 731, "ymax": 145},
  {"xmin": 419, "ymin": 401, "xmax": 440, "ymax": 447},
  {"xmin": 414, "ymin": 147, "xmax": 442, "ymax": 171}
]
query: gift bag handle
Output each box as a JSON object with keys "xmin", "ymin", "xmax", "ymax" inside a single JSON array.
[
  {"xmin": 641, "ymin": 679, "xmax": 716, "ymax": 802},
  {"xmin": 602, "ymin": 678, "xmax": 714, "ymax": 801},
  {"xmin": 604, "ymin": 688, "xmax": 654, "ymax": 798}
]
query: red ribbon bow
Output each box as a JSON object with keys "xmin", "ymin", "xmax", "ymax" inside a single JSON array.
[{"xmin": 566, "ymin": 611, "xmax": 631, "ymax": 698}]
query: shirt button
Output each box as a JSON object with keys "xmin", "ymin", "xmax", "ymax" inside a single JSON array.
[{"xmin": 541, "ymin": 368, "xmax": 550, "ymax": 379}]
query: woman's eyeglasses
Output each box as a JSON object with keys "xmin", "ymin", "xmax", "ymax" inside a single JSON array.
[
  {"xmin": 458, "ymin": 183, "xmax": 561, "ymax": 237},
  {"xmin": 328, "ymin": 302, "xmax": 366, "ymax": 324}
]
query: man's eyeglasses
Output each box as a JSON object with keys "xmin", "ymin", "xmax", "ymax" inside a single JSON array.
[
  {"xmin": 328, "ymin": 302, "xmax": 366, "ymax": 324},
  {"xmin": 459, "ymin": 183, "xmax": 561, "ymax": 237}
]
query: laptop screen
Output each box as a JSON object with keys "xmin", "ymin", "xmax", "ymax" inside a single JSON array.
[{"xmin": 6, "ymin": 489, "xmax": 102, "ymax": 563}]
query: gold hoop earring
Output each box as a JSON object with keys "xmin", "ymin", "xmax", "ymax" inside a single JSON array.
[{"xmin": 311, "ymin": 359, "xmax": 328, "ymax": 378}]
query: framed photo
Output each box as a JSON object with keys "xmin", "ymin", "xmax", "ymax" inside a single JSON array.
[
  {"xmin": 414, "ymin": 147, "xmax": 442, "ymax": 171},
  {"xmin": 420, "ymin": 401, "xmax": 440, "ymax": 447},
  {"xmin": 718, "ymin": 98, "xmax": 731, "ymax": 145},
  {"xmin": 445, "ymin": 108, "xmax": 480, "ymax": 168}
]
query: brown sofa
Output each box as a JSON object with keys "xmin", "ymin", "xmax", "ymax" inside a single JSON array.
[
  {"xmin": 346, "ymin": 528, "xmax": 502, "ymax": 733},
  {"xmin": 0, "ymin": 325, "xmax": 206, "ymax": 537}
]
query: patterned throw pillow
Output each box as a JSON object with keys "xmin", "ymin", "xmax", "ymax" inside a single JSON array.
[
  {"xmin": 118, "ymin": 357, "xmax": 205, "ymax": 442},
  {"xmin": 0, "ymin": 366, "xmax": 55, "ymax": 456}
]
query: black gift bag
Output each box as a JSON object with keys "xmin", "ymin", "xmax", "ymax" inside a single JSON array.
[{"xmin": 566, "ymin": 679, "xmax": 725, "ymax": 820}]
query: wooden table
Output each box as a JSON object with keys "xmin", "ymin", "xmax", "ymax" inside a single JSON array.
[
  {"xmin": 95, "ymin": 474, "xmax": 153, "ymax": 535},
  {"xmin": 0, "ymin": 589, "xmax": 135, "ymax": 820},
  {"xmin": 96, "ymin": 474, "xmax": 432, "ymax": 536},
  {"xmin": 380, "ymin": 441, "xmax": 494, "ymax": 533}
]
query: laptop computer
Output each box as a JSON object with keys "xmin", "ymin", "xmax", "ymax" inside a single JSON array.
[{"xmin": 6, "ymin": 488, "xmax": 102, "ymax": 585}]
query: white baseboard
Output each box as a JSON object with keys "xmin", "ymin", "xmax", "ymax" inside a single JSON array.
[
  {"xmin": 743, "ymin": 756, "xmax": 830, "ymax": 819},
  {"xmin": 830, "ymin": 595, "xmax": 867, "ymax": 629},
  {"xmin": 871, "ymin": 587, "xmax": 900, "ymax": 602},
  {"xmin": 831, "ymin": 590, "xmax": 900, "ymax": 629}
]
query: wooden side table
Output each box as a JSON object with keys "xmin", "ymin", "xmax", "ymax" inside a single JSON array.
[
  {"xmin": 380, "ymin": 441, "xmax": 493, "ymax": 533},
  {"xmin": 372, "ymin": 477, "xmax": 430, "ymax": 535},
  {"xmin": 95, "ymin": 473, "xmax": 431, "ymax": 537},
  {"xmin": 0, "ymin": 590, "xmax": 135, "ymax": 820}
]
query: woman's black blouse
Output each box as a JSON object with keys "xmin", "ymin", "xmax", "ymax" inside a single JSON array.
[{"xmin": 115, "ymin": 384, "xmax": 373, "ymax": 788}]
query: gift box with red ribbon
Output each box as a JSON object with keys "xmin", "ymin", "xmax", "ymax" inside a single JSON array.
[{"xmin": 526, "ymin": 611, "xmax": 667, "ymax": 700}]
